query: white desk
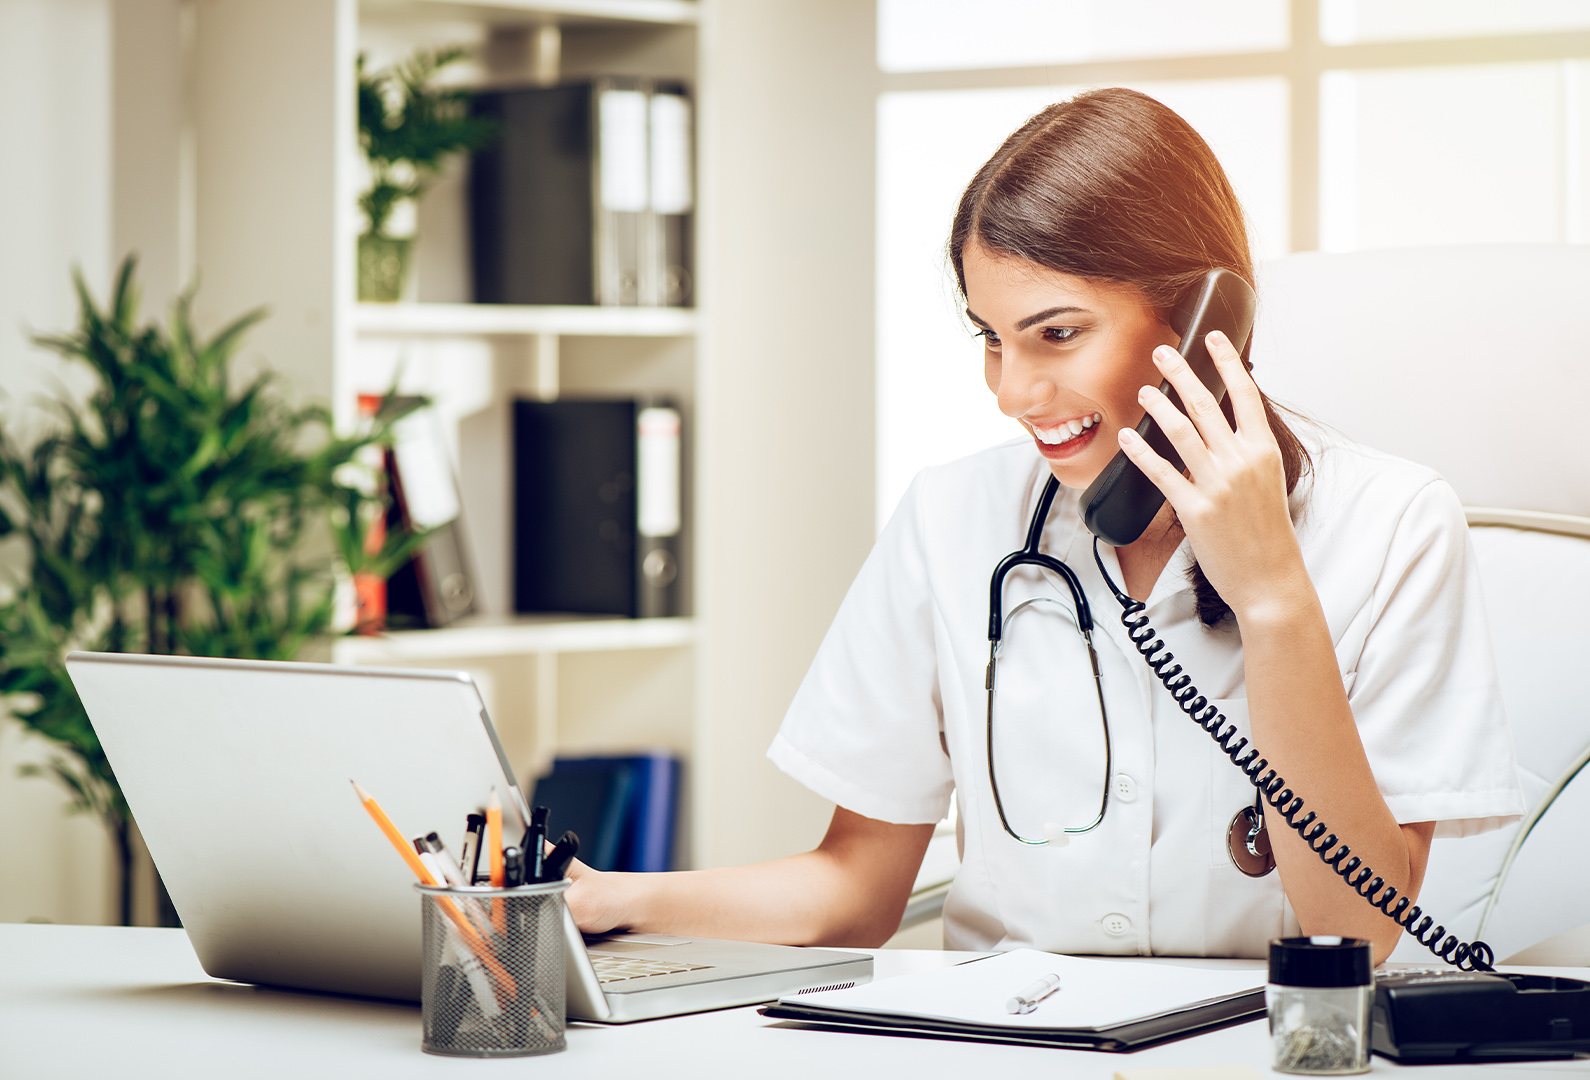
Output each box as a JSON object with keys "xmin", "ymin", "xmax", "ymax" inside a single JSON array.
[{"xmin": 3, "ymin": 924, "xmax": 1584, "ymax": 1079}]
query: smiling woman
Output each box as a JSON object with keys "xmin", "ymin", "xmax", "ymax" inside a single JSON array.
[
  {"xmin": 559, "ymin": 88, "xmax": 1524, "ymax": 968},
  {"xmin": 952, "ymin": 87, "xmax": 1309, "ymax": 627}
]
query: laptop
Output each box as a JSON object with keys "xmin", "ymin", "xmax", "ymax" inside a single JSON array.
[{"xmin": 65, "ymin": 651, "xmax": 871, "ymax": 1020}]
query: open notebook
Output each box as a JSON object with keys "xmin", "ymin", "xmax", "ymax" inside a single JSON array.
[{"xmin": 762, "ymin": 949, "xmax": 1265, "ymax": 1052}]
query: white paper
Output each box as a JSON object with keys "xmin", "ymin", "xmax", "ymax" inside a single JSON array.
[
  {"xmin": 649, "ymin": 93, "xmax": 692, "ymax": 214},
  {"xmin": 784, "ymin": 949, "xmax": 1261, "ymax": 1030},
  {"xmin": 599, "ymin": 89, "xmax": 649, "ymax": 212}
]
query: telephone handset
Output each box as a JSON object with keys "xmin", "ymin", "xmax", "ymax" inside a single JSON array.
[
  {"xmin": 1080, "ymin": 268, "xmax": 1258, "ymax": 548},
  {"xmin": 1066, "ymin": 269, "xmax": 1493, "ymax": 971}
]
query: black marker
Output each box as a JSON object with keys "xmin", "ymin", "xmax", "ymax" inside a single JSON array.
[
  {"xmin": 523, "ymin": 806, "xmax": 549, "ymax": 883},
  {"xmin": 503, "ymin": 845, "xmax": 525, "ymax": 888},
  {"xmin": 542, "ymin": 831, "xmax": 580, "ymax": 881},
  {"xmin": 460, "ymin": 813, "xmax": 485, "ymax": 885}
]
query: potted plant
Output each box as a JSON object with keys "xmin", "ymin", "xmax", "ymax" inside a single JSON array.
[
  {"xmin": 357, "ymin": 46, "xmax": 497, "ymax": 301},
  {"xmin": 0, "ymin": 257, "xmax": 424, "ymax": 925}
]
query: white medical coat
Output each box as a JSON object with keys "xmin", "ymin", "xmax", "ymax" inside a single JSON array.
[{"xmin": 768, "ymin": 425, "xmax": 1524, "ymax": 957}]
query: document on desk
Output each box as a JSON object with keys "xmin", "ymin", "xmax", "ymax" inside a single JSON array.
[{"xmin": 761, "ymin": 949, "xmax": 1265, "ymax": 1052}]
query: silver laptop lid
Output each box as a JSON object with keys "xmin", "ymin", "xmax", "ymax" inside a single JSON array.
[{"xmin": 66, "ymin": 651, "xmax": 529, "ymax": 1000}]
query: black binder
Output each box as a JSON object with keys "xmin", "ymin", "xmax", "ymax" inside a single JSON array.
[
  {"xmin": 512, "ymin": 398, "xmax": 681, "ymax": 618},
  {"xmin": 470, "ymin": 79, "xmax": 693, "ymax": 307}
]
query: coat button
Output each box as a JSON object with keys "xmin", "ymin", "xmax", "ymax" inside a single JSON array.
[
  {"xmin": 1112, "ymin": 774, "xmax": 1137, "ymax": 803},
  {"xmin": 1103, "ymin": 913, "xmax": 1132, "ymax": 936}
]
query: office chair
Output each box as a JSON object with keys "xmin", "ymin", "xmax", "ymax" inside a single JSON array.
[{"xmin": 1253, "ymin": 244, "xmax": 1590, "ymax": 964}]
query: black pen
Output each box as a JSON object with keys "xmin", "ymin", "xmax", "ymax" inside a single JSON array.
[
  {"xmin": 542, "ymin": 831, "xmax": 579, "ymax": 881},
  {"xmin": 460, "ymin": 812, "xmax": 485, "ymax": 885},
  {"xmin": 523, "ymin": 806, "xmax": 549, "ymax": 882},
  {"xmin": 503, "ymin": 845, "xmax": 525, "ymax": 888}
]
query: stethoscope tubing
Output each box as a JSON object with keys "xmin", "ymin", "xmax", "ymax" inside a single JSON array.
[{"xmin": 986, "ymin": 475, "xmax": 1111, "ymax": 844}]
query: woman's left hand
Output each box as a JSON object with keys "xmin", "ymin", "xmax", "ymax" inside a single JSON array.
[{"xmin": 1116, "ymin": 330, "xmax": 1310, "ymax": 623}]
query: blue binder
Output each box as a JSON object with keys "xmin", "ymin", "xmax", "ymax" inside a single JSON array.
[{"xmin": 530, "ymin": 752, "xmax": 680, "ymax": 873}]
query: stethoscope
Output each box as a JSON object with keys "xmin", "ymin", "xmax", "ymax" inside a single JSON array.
[{"xmin": 985, "ymin": 474, "xmax": 1274, "ymax": 876}]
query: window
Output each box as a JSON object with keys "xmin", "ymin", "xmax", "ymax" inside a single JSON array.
[{"xmin": 875, "ymin": 1, "xmax": 1590, "ymax": 527}]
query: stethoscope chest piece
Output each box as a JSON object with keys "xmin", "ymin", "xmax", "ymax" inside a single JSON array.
[{"xmin": 1227, "ymin": 803, "xmax": 1275, "ymax": 878}]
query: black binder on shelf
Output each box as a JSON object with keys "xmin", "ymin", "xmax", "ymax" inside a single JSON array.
[
  {"xmin": 470, "ymin": 79, "xmax": 693, "ymax": 307},
  {"xmin": 512, "ymin": 398, "xmax": 682, "ymax": 618},
  {"xmin": 381, "ymin": 398, "xmax": 478, "ymax": 629}
]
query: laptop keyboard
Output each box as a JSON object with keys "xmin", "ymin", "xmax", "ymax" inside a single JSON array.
[{"xmin": 588, "ymin": 953, "xmax": 712, "ymax": 984}]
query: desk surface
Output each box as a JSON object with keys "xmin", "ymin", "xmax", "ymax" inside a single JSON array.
[{"xmin": 3, "ymin": 924, "xmax": 1585, "ymax": 1079}]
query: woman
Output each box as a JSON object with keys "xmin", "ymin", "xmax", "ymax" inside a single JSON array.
[{"xmin": 568, "ymin": 88, "xmax": 1522, "ymax": 964}]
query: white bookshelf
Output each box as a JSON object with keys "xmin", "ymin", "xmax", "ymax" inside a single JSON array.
[
  {"xmin": 332, "ymin": 615, "xmax": 695, "ymax": 664},
  {"xmin": 182, "ymin": 0, "xmax": 877, "ymax": 877},
  {"xmin": 353, "ymin": 302, "xmax": 698, "ymax": 338},
  {"xmin": 359, "ymin": 0, "xmax": 698, "ymax": 27}
]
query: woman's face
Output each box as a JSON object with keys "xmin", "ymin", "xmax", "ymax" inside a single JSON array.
[{"xmin": 963, "ymin": 240, "xmax": 1180, "ymax": 489}]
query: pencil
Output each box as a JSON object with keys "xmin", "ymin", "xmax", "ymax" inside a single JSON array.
[
  {"xmin": 353, "ymin": 780, "xmax": 440, "ymax": 885},
  {"xmin": 486, "ymin": 787, "xmax": 507, "ymax": 934},
  {"xmin": 351, "ymin": 780, "xmax": 517, "ymax": 1001},
  {"xmin": 486, "ymin": 788, "xmax": 505, "ymax": 888}
]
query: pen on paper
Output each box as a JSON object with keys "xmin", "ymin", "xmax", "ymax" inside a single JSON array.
[{"xmin": 1006, "ymin": 973, "xmax": 1062, "ymax": 1015}]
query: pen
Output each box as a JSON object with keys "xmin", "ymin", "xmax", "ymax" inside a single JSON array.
[
  {"xmin": 542, "ymin": 830, "xmax": 580, "ymax": 881},
  {"xmin": 351, "ymin": 780, "xmax": 516, "ymax": 1000},
  {"xmin": 460, "ymin": 813, "xmax": 485, "ymax": 885},
  {"xmin": 523, "ymin": 806, "xmax": 548, "ymax": 883},
  {"xmin": 423, "ymin": 832, "xmax": 469, "ymax": 888},
  {"xmin": 1006, "ymin": 973, "xmax": 1062, "ymax": 1015},
  {"xmin": 503, "ymin": 845, "xmax": 525, "ymax": 888}
]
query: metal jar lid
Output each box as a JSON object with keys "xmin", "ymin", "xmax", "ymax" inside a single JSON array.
[{"xmin": 1268, "ymin": 936, "xmax": 1373, "ymax": 988}]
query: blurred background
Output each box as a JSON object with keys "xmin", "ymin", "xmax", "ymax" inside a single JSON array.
[{"xmin": 2, "ymin": 0, "xmax": 1587, "ymax": 933}]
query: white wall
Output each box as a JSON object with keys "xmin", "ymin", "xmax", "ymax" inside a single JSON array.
[
  {"xmin": 0, "ymin": 0, "xmax": 117, "ymax": 925},
  {"xmin": 692, "ymin": 0, "xmax": 879, "ymax": 869}
]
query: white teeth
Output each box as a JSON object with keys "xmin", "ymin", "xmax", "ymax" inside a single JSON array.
[{"xmin": 1028, "ymin": 413, "xmax": 1102, "ymax": 445}]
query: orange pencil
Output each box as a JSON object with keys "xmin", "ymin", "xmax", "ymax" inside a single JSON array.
[
  {"xmin": 486, "ymin": 788, "xmax": 505, "ymax": 887},
  {"xmin": 351, "ymin": 780, "xmax": 517, "ymax": 1000},
  {"xmin": 353, "ymin": 780, "xmax": 440, "ymax": 884},
  {"xmin": 486, "ymin": 788, "xmax": 506, "ymax": 934}
]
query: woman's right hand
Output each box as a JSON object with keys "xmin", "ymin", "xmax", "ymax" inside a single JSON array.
[{"xmin": 562, "ymin": 858, "xmax": 631, "ymax": 935}]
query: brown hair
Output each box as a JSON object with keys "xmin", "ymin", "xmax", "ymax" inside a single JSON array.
[{"xmin": 949, "ymin": 87, "xmax": 1308, "ymax": 626}]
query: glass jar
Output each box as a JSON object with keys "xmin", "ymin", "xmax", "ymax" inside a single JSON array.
[{"xmin": 1267, "ymin": 936, "xmax": 1373, "ymax": 1074}]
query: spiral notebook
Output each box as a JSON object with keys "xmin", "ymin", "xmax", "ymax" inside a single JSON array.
[{"xmin": 761, "ymin": 949, "xmax": 1265, "ymax": 1052}]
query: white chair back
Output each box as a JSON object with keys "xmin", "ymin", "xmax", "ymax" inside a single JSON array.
[{"xmin": 1253, "ymin": 245, "xmax": 1590, "ymax": 964}]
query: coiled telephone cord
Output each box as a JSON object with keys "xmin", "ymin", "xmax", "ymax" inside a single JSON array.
[{"xmin": 1092, "ymin": 538, "xmax": 1495, "ymax": 972}]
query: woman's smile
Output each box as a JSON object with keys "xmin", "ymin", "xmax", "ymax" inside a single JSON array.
[{"xmin": 1024, "ymin": 412, "xmax": 1103, "ymax": 459}]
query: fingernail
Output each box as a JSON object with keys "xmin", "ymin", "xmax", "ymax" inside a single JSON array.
[
  {"xmin": 1207, "ymin": 330, "xmax": 1229, "ymax": 347},
  {"xmin": 1119, "ymin": 428, "xmax": 1139, "ymax": 444},
  {"xmin": 1153, "ymin": 345, "xmax": 1175, "ymax": 362}
]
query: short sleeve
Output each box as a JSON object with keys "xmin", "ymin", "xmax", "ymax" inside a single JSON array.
[
  {"xmin": 767, "ymin": 476, "xmax": 954, "ymax": 825},
  {"xmin": 1348, "ymin": 479, "xmax": 1524, "ymax": 838}
]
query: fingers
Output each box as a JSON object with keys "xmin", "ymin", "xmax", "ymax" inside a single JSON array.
[
  {"xmin": 1118, "ymin": 422, "xmax": 1194, "ymax": 508},
  {"xmin": 1204, "ymin": 330, "xmax": 1269, "ymax": 434},
  {"xmin": 1137, "ymin": 364, "xmax": 1214, "ymax": 482},
  {"xmin": 1151, "ymin": 341, "xmax": 1235, "ymax": 450}
]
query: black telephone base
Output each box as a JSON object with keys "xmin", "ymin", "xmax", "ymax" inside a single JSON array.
[{"xmin": 1372, "ymin": 969, "xmax": 1590, "ymax": 1064}]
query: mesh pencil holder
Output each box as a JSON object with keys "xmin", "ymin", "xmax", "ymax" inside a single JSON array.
[{"xmin": 416, "ymin": 879, "xmax": 570, "ymax": 1057}]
